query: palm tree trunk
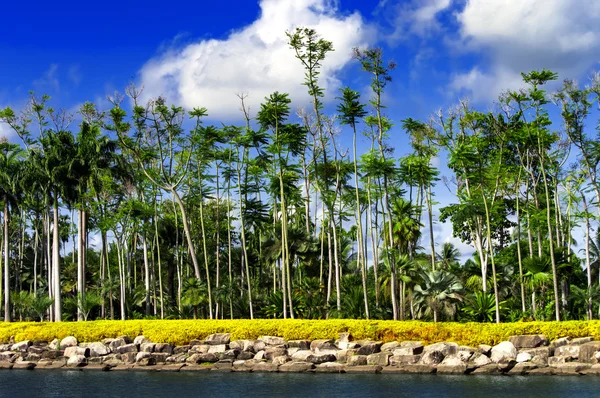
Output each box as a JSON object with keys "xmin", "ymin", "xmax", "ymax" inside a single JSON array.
[
  {"xmin": 4, "ymin": 197, "xmax": 10, "ymax": 322},
  {"xmin": 77, "ymin": 208, "xmax": 84, "ymax": 321},
  {"xmin": 52, "ymin": 196, "xmax": 61, "ymax": 322}
]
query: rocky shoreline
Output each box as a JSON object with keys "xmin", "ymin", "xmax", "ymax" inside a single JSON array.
[{"xmin": 1, "ymin": 333, "xmax": 600, "ymax": 376}]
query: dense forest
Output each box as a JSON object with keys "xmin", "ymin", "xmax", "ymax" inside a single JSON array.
[{"xmin": 1, "ymin": 28, "xmax": 600, "ymax": 324}]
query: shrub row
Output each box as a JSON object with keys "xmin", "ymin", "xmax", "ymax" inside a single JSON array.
[{"xmin": 0, "ymin": 320, "xmax": 599, "ymax": 346}]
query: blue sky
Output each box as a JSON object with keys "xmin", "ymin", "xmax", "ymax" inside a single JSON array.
[{"xmin": 2, "ymin": 0, "xmax": 599, "ymax": 257}]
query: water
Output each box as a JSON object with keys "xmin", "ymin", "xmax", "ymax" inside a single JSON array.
[{"xmin": 1, "ymin": 370, "xmax": 598, "ymax": 398}]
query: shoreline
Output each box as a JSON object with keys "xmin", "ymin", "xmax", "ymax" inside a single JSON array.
[{"xmin": 1, "ymin": 332, "xmax": 599, "ymax": 376}]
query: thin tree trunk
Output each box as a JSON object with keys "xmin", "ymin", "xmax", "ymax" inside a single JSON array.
[{"xmin": 4, "ymin": 197, "xmax": 10, "ymax": 322}]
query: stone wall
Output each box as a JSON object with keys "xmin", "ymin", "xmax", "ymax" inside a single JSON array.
[{"xmin": 2, "ymin": 333, "xmax": 600, "ymax": 375}]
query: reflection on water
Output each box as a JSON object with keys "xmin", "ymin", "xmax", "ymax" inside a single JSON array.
[{"xmin": 0, "ymin": 370, "xmax": 598, "ymax": 398}]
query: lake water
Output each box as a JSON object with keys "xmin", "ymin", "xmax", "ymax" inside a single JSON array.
[{"xmin": 1, "ymin": 370, "xmax": 598, "ymax": 397}]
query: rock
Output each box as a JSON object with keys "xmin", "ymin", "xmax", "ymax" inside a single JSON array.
[
  {"xmin": 316, "ymin": 362, "xmax": 345, "ymax": 373},
  {"xmin": 471, "ymin": 364, "xmax": 501, "ymax": 375},
  {"xmin": 259, "ymin": 336, "xmax": 286, "ymax": 346},
  {"xmin": 390, "ymin": 355, "xmax": 421, "ymax": 366},
  {"xmin": 279, "ymin": 361, "xmax": 314, "ymax": 372},
  {"xmin": 264, "ymin": 347, "xmax": 287, "ymax": 360},
  {"xmin": 548, "ymin": 356, "xmax": 571, "ymax": 366},
  {"xmin": 64, "ymin": 346, "xmax": 90, "ymax": 358},
  {"xmin": 507, "ymin": 362, "xmax": 540, "ymax": 375},
  {"xmin": 345, "ymin": 365, "xmax": 382, "ymax": 374},
  {"xmin": 508, "ymin": 335, "xmax": 547, "ymax": 349},
  {"xmin": 424, "ymin": 342, "xmax": 458, "ymax": 356},
  {"xmin": 67, "ymin": 354, "xmax": 87, "ymax": 367},
  {"xmin": 138, "ymin": 357, "xmax": 156, "ymax": 366},
  {"xmin": 308, "ymin": 353, "xmax": 336, "ymax": 364},
  {"xmin": 337, "ymin": 333, "xmax": 351, "ymax": 349},
  {"xmin": 555, "ymin": 344, "xmax": 579, "ymax": 359},
  {"xmin": 579, "ymin": 342, "xmax": 600, "ymax": 363},
  {"xmin": 166, "ymin": 353, "xmax": 188, "ymax": 363},
  {"xmin": 521, "ymin": 347, "xmax": 551, "ymax": 362},
  {"xmin": 367, "ymin": 352, "xmax": 390, "ymax": 366},
  {"xmin": 207, "ymin": 344, "xmax": 227, "ymax": 354},
  {"xmin": 108, "ymin": 338, "xmax": 128, "ymax": 352},
  {"xmin": 529, "ymin": 367, "xmax": 556, "ymax": 375},
  {"xmin": 457, "ymin": 350, "xmax": 473, "ymax": 362},
  {"xmin": 41, "ymin": 350, "xmax": 63, "ymax": 360},
  {"xmin": 497, "ymin": 359, "xmax": 517, "ymax": 372},
  {"xmin": 189, "ymin": 344, "xmax": 209, "ymax": 354},
  {"xmin": 133, "ymin": 336, "xmax": 150, "ymax": 345},
  {"xmin": 380, "ymin": 342, "xmax": 400, "ymax": 352},
  {"xmin": 252, "ymin": 362, "xmax": 279, "ymax": 372},
  {"xmin": 394, "ymin": 364, "xmax": 436, "ymax": 374},
  {"xmin": 490, "ymin": 341, "xmax": 517, "ymax": 363},
  {"xmin": 288, "ymin": 340, "xmax": 311, "ymax": 350},
  {"xmin": 253, "ymin": 341, "xmax": 266, "ymax": 352},
  {"xmin": 150, "ymin": 353, "xmax": 170, "ymax": 363},
  {"xmin": 554, "ymin": 362, "xmax": 591, "ymax": 374},
  {"xmin": 272, "ymin": 356, "xmax": 288, "ymax": 366},
  {"xmin": 471, "ymin": 353, "xmax": 492, "ymax": 367},
  {"xmin": 0, "ymin": 352, "xmax": 16, "ymax": 362},
  {"xmin": 173, "ymin": 345, "xmax": 190, "ymax": 354},
  {"xmin": 437, "ymin": 355, "xmax": 467, "ymax": 374},
  {"xmin": 116, "ymin": 344, "xmax": 138, "ymax": 354},
  {"xmin": 310, "ymin": 339, "xmax": 336, "ymax": 351},
  {"xmin": 220, "ymin": 349, "xmax": 240, "ymax": 360},
  {"xmin": 230, "ymin": 340, "xmax": 255, "ymax": 352},
  {"xmin": 25, "ymin": 353, "xmax": 41, "ymax": 362},
  {"xmin": 120, "ymin": 352, "xmax": 137, "ymax": 363},
  {"xmin": 335, "ymin": 349, "xmax": 355, "ymax": 363},
  {"xmin": 204, "ymin": 333, "xmax": 231, "ymax": 345},
  {"xmin": 60, "ymin": 336, "xmax": 78, "ymax": 349},
  {"xmin": 571, "ymin": 337, "xmax": 594, "ymax": 345},
  {"xmin": 356, "ymin": 342, "xmax": 382, "ymax": 355},
  {"xmin": 347, "ymin": 355, "xmax": 367, "ymax": 366},
  {"xmin": 291, "ymin": 350, "xmax": 312, "ymax": 361},
  {"xmin": 253, "ymin": 351, "xmax": 265, "ymax": 361},
  {"xmin": 140, "ymin": 343, "xmax": 156, "ymax": 353},
  {"xmin": 154, "ymin": 343, "xmax": 173, "ymax": 355},
  {"xmin": 12, "ymin": 341, "xmax": 31, "ymax": 352},
  {"xmin": 213, "ymin": 360, "xmax": 233, "ymax": 370},
  {"xmin": 103, "ymin": 357, "xmax": 123, "ymax": 367},
  {"xmin": 48, "ymin": 339, "xmax": 59, "ymax": 350},
  {"xmin": 12, "ymin": 361, "xmax": 36, "ymax": 370},
  {"xmin": 420, "ymin": 350, "xmax": 445, "ymax": 365},
  {"xmin": 88, "ymin": 342, "xmax": 110, "ymax": 357},
  {"xmin": 516, "ymin": 352, "xmax": 532, "ymax": 363},
  {"xmin": 582, "ymin": 364, "xmax": 600, "ymax": 375},
  {"xmin": 478, "ymin": 344, "xmax": 492, "ymax": 356},
  {"xmin": 237, "ymin": 351, "xmax": 254, "ymax": 360},
  {"xmin": 550, "ymin": 337, "xmax": 570, "ymax": 351},
  {"xmin": 135, "ymin": 352, "xmax": 151, "ymax": 362},
  {"xmin": 393, "ymin": 345, "xmax": 424, "ymax": 356},
  {"xmin": 188, "ymin": 353, "xmax": 218, "ymax": 364}
]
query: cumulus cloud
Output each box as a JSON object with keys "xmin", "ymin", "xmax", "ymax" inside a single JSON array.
[
  {"xmin": 451, "ymin": 0, "xmax": 600, "ymax": 101},
  {"xmin": 383, "ymin": 0, "xmax": 452, "ymax": 41},
  {"xmin": 138, "ymin": 0, "xmax": 372, "ymax": 119}
]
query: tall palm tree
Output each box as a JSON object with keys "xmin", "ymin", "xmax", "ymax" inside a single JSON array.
[
  {"xmin": 413, "ymin": 269, "xmax": 463, "ymax": 322},
  {"xmin": 0, "ymin": 142, "xmax": 24, "ymax": 321}
]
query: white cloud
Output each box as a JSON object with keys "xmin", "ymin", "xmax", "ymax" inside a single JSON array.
[
  {"xmin": 0, "ymin": 123, "xmax": 14, "ymax": 140},
  {"xmin": 385, "ymin": 0, "xmax": 452, "ymax": 40},
  {"xmin": 138, "ymin": 0, "xmax": 372, "ymax": 119},
  {"xmin": 450, "ymin": 0, "xmax": 600, "ymax": 101},
  {"xmin": 33, "ymin": 64, "xmax": 60, "ymax": 93}
]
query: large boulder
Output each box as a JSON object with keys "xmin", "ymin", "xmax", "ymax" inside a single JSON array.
[
  {"xmin": 187, "ymin": 353, "xmax": 218, "ymax": 364},
  {"xmin": 367, "ymin": 353, "xmax": 390, "ymax": 366},
  {"xmin": 380, "ymin": 342, "xmax": 400, "ymax": 352},
  {"xmin": 205, "ymin": 333, "xmax": 231, "ymax": 345},
  {"xmin": 140, "ymin": 343, "xmax": 156, "ymax": 353},
  {"xmin": 133, "ymin": 336, "xmax": 150, "ymax": 345},
  {"xmin": 88, "ymin": 342, "xmax": 110, "ymax": 357},
  {"xmin": 60, "ymin": 336, "xmax": 78, "ymax": 349},
  {"xmin": 390, "ymin": 355, "xmax": 421, "ymax": 366},
  {"xmin": 356, "ymin": 342, "xmax": 382, "ymax": 355},
  {"xmin": 490, "ymin": 341, "xmax": 517, "ymax": 363},
  {"xmin": 424, "ymin": 342, "xmax": 457, "ymax": 356},
  {"xmin": 207, "ymin": 344, "xmax": 227, "ymax": 354},
  {"xmin": 508, "ymin": 335, "xmax": 547, "ymax": 349},
  {"xmin": 259, "ymin": 336, "xmax": 286, "ymax": 346},
  {"xmin": 571, "ymin": 337, "xmax": 594, "ymax": 345},
  {"xmin": 347, "ymin": 355, "xmax": 367, "ymax": 366},
  {"xmin": 393, "ymin": 342, "xmax": 424, "ymax": 356},
  {"xmin": 420, "ymin": 350, "xmax": 445, "ymax": 365},
  {"xmin": 516, "ymin": 352, "xmax": 532, "ymax": 363},
  {"xmin": 555, "ymin": 344, "xmax": 580, "ymax": 359},
  {"xmin": 66, "ymin": 354, "xmax": 87, "ymax": 367},
  {"xmin": 579, "ymin": 342, "xmax": 600, "ymax": 363},
  {"xmin": 310, "ymin": 340, "xmax": 336, "ymax": 352},
  {"xmin": 64, "ymin": 346, "xmax": 89, "ymax": 358},
  {"xmin": 315, "ymin": 362, "xmax": 345, "ymax": 373},
  {"xmin": 116, "ymin": 343, "xmax": 138, "ymax": 354},
  {"xmin": 12, "ymin": 341, "xmax": 31, "ymax": 353},
  {"xmin": 288, "ymin": 340, "xmax": 311, "ymax": 350},
  {"xmin": 279, "ymin": 361, "xmax": 314, "ymax": 372},
  {"xmin": 230, "ymin": 340, "xmax": 255, "ymax": 352},
  {"xmin": 437, "ymin": 355, "xmax": 467, "ymax": 374}
]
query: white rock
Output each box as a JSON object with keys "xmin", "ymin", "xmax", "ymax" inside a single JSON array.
[
  {"xmin": 490, "ymin": 341, "xmax": 517, "ymax": 363},
  {"xmin": 60, "ymin": 336, "xmax": 78, "ymax": 349},
  {"xmin": 516, "ymin": 352, "xmax": 532, "ymax": 363},
  {"xmin": 133, "ymin": 336, "xmax": 150, "ymax": 345},
  {"xmin": 67, "ymin": 354, "xmax": 87, "ymax": 367}
]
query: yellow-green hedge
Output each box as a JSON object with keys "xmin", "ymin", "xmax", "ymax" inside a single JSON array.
[{"xmin": 0, "ymin": 320, "xmax": 599, "ymax": 347}]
